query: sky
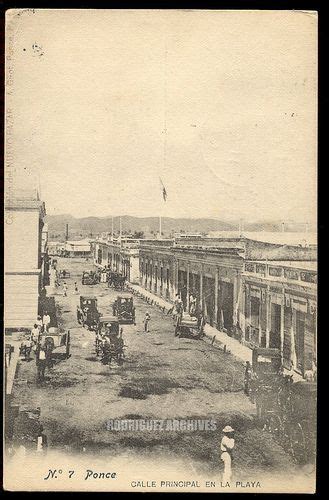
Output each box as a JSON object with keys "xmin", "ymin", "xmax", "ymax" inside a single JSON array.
[{"xmin": 6, "ymin": 9, "xmax": 317, "ymax": 223}]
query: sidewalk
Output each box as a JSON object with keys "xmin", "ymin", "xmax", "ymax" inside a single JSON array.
[
  {"xmin": 128, "ymin": 283, "xmax": 252, "ymax": 363},
  {"xmin": 5, "ymin": 342, "xmax": 21, "ymax": 396}
]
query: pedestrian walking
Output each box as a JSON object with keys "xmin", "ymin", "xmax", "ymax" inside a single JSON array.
[
  {"xmin": 173, "ymin": 294, "xmax": 183, "ymax": 322},
  {"xmin": 40, "ymin": 286, "xmax": 47, "ymax": 301},
  {"xmin": 63, "ymin": 282, "xmax": 68, "ymax": 296},
  {"xmin": 36, "ymin": 346, "xmax": 47, "ymax": 381},
  {"xmin": 42, "ymin": 311, "xmax": 51, "ymax": 332},
  {"xmin": 220, "ymin": 426, "xmax": 235, "ymax": 483},
  {"xmin": 20, "ymin": 335, "xmax": 33, "ymax": 361},
  {"xmin": 36, "ymin": 315, "xmax": 43, "ymax": 331},
  {"xmin": 31, "ymin": 324, "xmax": 40, "ymax": 344},
  {"xmin": 74, "ymin": 281, "xmax": 79, "ymax": 293},
  {"xmin": 36, "ymin": 425, "xmax": 48, "ymax": 454},
  {"xmin": 45, "ymin": 340, "xmax": 54, "ymax": 369},
  {"xmin": 144, "ymin": 312, "xmax": 151, "ymax": 333},
  {"xmin": 244, "ymin": 361, "xmax": 252, "ymax": 396},
  {"xmin": 189, "ymin": 292, "xmax": 196, "ymax": 315}
]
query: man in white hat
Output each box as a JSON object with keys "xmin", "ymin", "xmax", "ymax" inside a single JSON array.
[{"xmin": 220, "ymin": 425, "xmax": 235, "ymax": 483}]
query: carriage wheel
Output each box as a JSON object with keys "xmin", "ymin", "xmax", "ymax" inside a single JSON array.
[
  {"xmin": 268, "ymin": 414, "xmax": 283, "ymax": 441},
  {"xmin": 289, "ymin": 422, "xmax": 307, "ymax": 463}
]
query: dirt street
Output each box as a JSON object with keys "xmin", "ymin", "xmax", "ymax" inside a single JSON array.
[{"xmin": 12, "ymin": 257, "xmax": 298, "ymax": 479}]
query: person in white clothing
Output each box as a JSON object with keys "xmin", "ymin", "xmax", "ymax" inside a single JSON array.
[
  {"xmin": 31, "ymin": 324, "xmax": 40, "ymax": 344},
  {"xmin": 36, "ymin": 316, "xmax": 43, "ymax": 330},
  {"xmin": 220, "ymin": 425, "xmax": 235, "ymax": 483},
  {"xmin": 42, "ymin": 312, "xmax": 51, "ymax": 332}
]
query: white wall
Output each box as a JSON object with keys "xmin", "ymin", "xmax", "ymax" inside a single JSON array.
[
  {"xmin": 130, "ymin": 256, "xmax": 140, "ymax": 284},
  {"xmin": 5, "ymin": 207, "xmax": 42, "ymax": 329},
  {"xmin": 5, "ymin": 210, "xmax": 40, "ymax": 271},
  {"xmin": 5, "ymin": 273, "xmax": 40, "ymax": 328}
]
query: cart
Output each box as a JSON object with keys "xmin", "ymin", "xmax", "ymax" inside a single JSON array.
[
  {"xmin": 112, "ymin": 296, "xmax": 136, "ymax": 324},
  {"xmin": 95, "ymin": 315, "xmax": 120, "ymax": 355},
  {"xmin": 40, "ymin": 327, "xmax": 71, "ymax": 360},
  {"xmin": 175, "ymin": 312, "xmax": 204, "ymax": 339},
  {"xmin": 97, "ymin": 316, "xmax": 125, "ymax": 365},
  {"xmin": 82, "ymin": 270, "xmax": 99, "ymax": 285},
  {"xmin": 249, "ymin": 347, "xmax": 317, "ymax": 464},
  {"xmin": 77, "ymin": 295, "xmax": 100, "ymax": 330}
]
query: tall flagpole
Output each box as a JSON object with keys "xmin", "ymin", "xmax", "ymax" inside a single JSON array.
[{"xmin": 159, "ymin": 35, "xmax": 167, "ymax": 241}]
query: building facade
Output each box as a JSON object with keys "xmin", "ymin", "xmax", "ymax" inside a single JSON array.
[
  {"xmin": 92, "ymin": 235, "xmax": 140, "ymax": 284},
  {"xmin": 64, "ymin": 239, "xmax": 92, "ymax": 257},
  {"xmin": 242, "ymin": 260, "xmax": 316, "ymax": 374},
  {"xmin": 4, "ymin": 191, "xmax": 47, "ymax": 329},
  {"xmin": 91, "ymin": 232, "xmax": 317, "ymax": 377},
  {"xmin": 139, "ymin": 235, "xmax": 317, "ymax": 377}
]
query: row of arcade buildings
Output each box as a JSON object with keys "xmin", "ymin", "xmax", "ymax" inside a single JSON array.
[{"xmin": 92, "ymin": 233, "xmax": 317, "ymax": 376}]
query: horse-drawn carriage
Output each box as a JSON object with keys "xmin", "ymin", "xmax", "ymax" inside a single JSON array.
[
  {"xmin": 249, "ymin": 347, "xmax": 317, "ymax": 464},
  {"xmin": 77, "ymin": 295, "xmax": 100, "ymax": 330},
  {"xmin": 82, "ymin": 270, "xmax": 99, "ymax": 285},
  {"xmin": 40, "ymin": 327, "xmax": 71, "ymax": 360},
  {"xmin": 112, "ymin": 296, "xmax": 136, "ymax": 324},
  {"xmin": 108, "ymin": 271, "xmax": 126, "ymax": 290},
  {"xmin": 175, "ymin": 312, "xmax": 204, "ymax": 339},
  {"xmin": 95, "ymin": 315, "xmax": 125, "ymax": 365}
]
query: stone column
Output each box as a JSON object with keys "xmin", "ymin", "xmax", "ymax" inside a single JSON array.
[
  {"xmin": 266, "ymin": 286, "xmax": 271, "ymax": 347},
  {"xmin": 280, "ymin": 296, "xmax": 285, "ymax": 354},
  {"xmin": 214, "ymin": 268, "xmax": 219, "ymax": 327},
  {"xmin": 149, "ymin": 263, "xmax": 152, "ymax": 291},
  {"xmin": 175, "ymin": 259, "xmax": 179, "ymax": 296},
  {"xmin": 233, "ymin": 274, "xmax": 238, "ymax": 326},
  {"xmin": 241, "ymin": 285, "xmax": 246, "ymax": 341},
  {"xmin": 200, "ymin": 266, "xmax": 204, "ymax": 312},
  {"xmin": 171, "ymin": 260, "xmax": 176, "ymax": 300},
  {"xmin": 186, "ymin": 262, "xmax": 190, "ymax": 311}
]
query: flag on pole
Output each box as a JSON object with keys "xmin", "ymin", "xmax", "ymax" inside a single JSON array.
[{"xmin": 159, "ymin": 177, "xmax": 167, "ymax": 202}]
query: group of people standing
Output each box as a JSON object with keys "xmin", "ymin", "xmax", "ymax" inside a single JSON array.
[{"xmin": 19, "ymin": 312, "xmax": 54, "ymax": 381}]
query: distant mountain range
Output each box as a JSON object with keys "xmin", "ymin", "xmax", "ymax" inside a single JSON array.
[{"xmin": 46, "ymin": 214, "xmax": 313, "ymax": 241}]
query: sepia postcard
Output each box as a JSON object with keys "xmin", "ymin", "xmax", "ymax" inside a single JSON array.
[{"xmin": 4, "ymin": 9, "xmax": 317, "ymax": 493}]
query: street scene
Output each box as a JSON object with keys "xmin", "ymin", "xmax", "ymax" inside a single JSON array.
[
  {"xmin": 7, "ymin": 256, "xmax": 314, "ymax": 482},
  {"xmin": 5, "ymin": 9, "xmax": 317, "ymax": 494}
]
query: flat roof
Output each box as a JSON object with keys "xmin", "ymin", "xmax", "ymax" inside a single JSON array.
[
  {"xmin": 209, "ymin": 231, "xmax": 317, "ymax": 246},
  {"xmin": 249, "ymin": 260, "xmax": 317, "ymax": 271}
]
